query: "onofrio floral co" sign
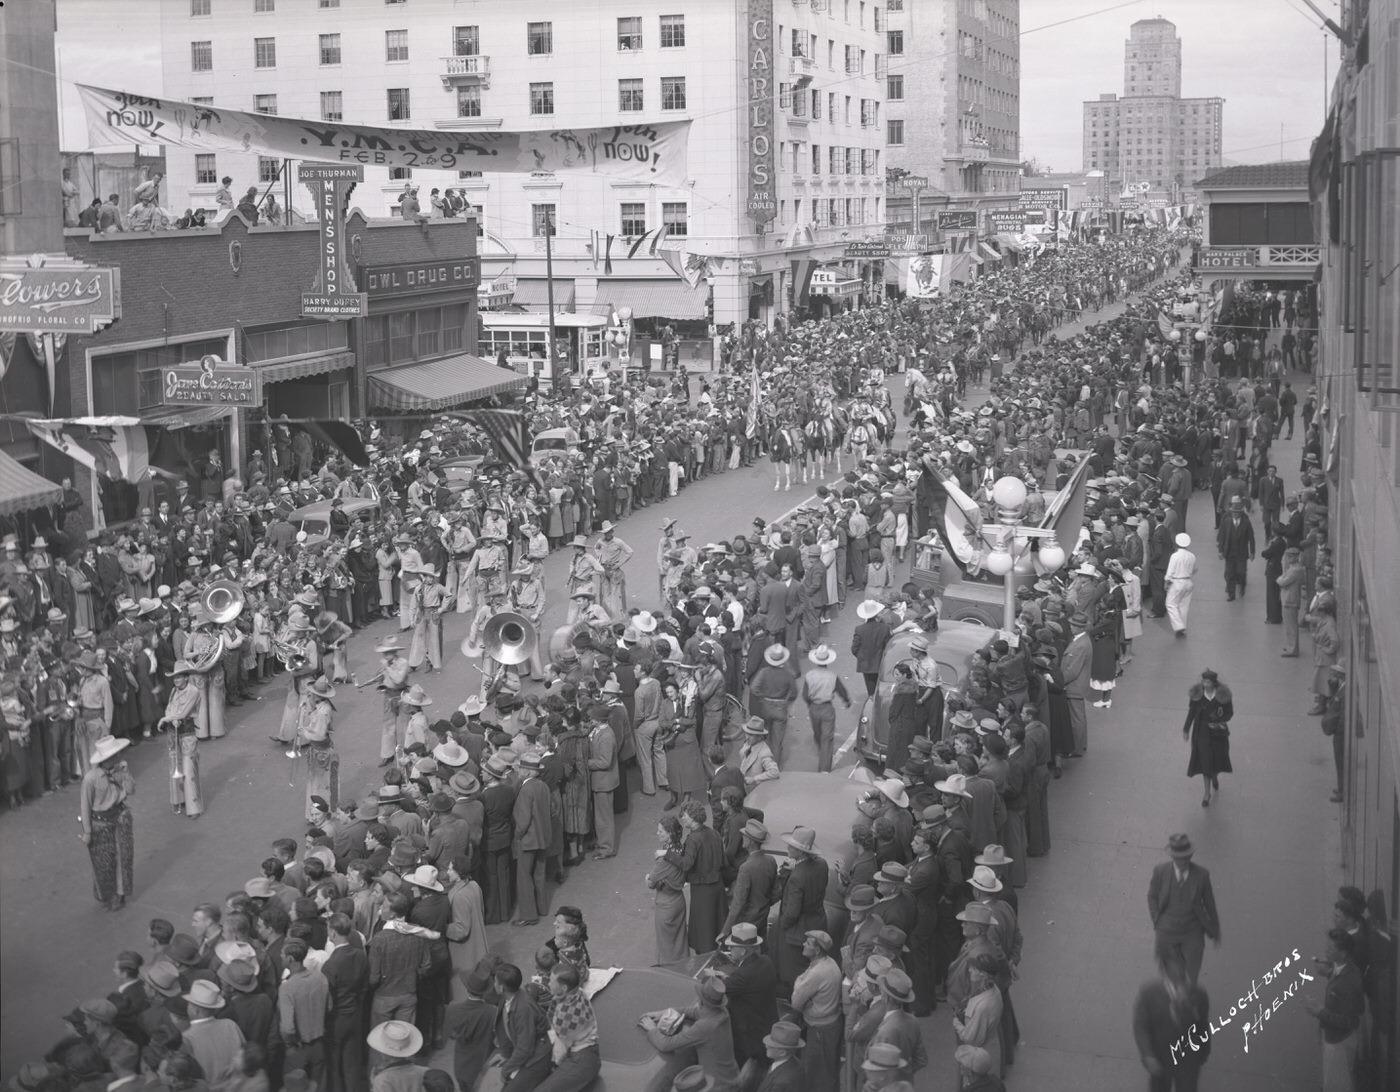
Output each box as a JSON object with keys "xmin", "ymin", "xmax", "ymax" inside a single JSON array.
[{"xmin": 0, "ymin": 256, "xmax": 122, "ymax": 333}]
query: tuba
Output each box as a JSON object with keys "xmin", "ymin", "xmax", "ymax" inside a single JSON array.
[
  {"xmin": 201, "ymin": 579, "xmax": 245, "ymax": 625},
  {"xmin": 469, "ymin": 611, "xmax": 537, "ymax": 665}
]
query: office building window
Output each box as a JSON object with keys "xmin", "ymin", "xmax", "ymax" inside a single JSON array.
[
  {"xmin": 387, "ymin": 87, "xmax": 410, "ymax": 120},
  {"xmin": 258, "ymin": 156, "xmax": 279, "ymax": 183},
  {"xmin": 254, "ymin": 0, "xmax": 274, "ymax": 10},
  {"xmin": 195, "ymin": 154, "xmax": 217, "ymax": 184},
  {"xmin": 318, "ymin": 0, "xmax": 339, "ymax": 6},
  {"xmin": 618, "ymin": 16, "xmax": 642, "ymax": 50},
  {"xmin": 618, "ymin": 78, "xmax": 644, "ymax": 112},
  {"xmin": 456, "ymin": 86, "xmax": 480, "ymax": 117},
  {"xmin": 661, "ymin": 201, "xmax": 688, "ymax": 236},
  {"xmin": 319, "ymin": 33, "xmax": 340, "ymax": 64},
  {"xmin": 887, "ymin": 74, "xmax": 903, "ymax": 100},
  {"xmin": 529, "ymin": 82, "xmax": 554, "ymax": 115},
  {"xmin": 191, "ymin": 41, "xmax": 212, "ymax": 70},
  {"xmin": 811, "ymin": 90, "xmax": 821, "ymax": 119},
  {"xmin": 887, "ymin": 119, "xmax": 904, "ymax": 144},
  {"xmin": 620, "ymin": 202, "xmax": 647, "ymax": 236},
  {"xmin": 454, "ymin": 25, "xmax": 479, "ymax": 55},
  {"xmin": 191, "ymin": 96, "xmax": 213, "ymax": 106},
  {"xmin": 191, "ymin": 0, "xmax": 210, "ymax": 15},
  {"xmin": 320, "ymin": 91, "xmax": 342, "ymax": 121},
  {"xmin": 388, "ymin": 167, "xmax": 412, "ymax": 180},
  {"xmin": 812, "ymin": 144, "xmax": 821, "ymax": 172},
  {"xmin": 661, "ymin": 77, "xmax": 686, "ymax": 110},
  {"xmin": 887, "ymin": 30, "xmax": 903, "ymax": 54},
  {"xmin": 659, "ymin": 14, "xmax": 685, "ymax": 47},
  {"xmin": 887, "ymin": 0, "xmax": 903, "ymax": 9},
  {"xmin": 385, "ymin": 29, "xmax": 408, "ymax": 62},
  {"xmin": 254, "ymin": 37, "xmax": 276, "ymax": 68},
  {"xmin": 254, "ymin": 94, "xmax": 277, "ymax": 115},
  {"xmin": 527, "ymin": 22, "xmax": 553, "ymax": 55},
  {"xmin": 531, "ymin": 203, "xmax": 556, "ymax": 236}
]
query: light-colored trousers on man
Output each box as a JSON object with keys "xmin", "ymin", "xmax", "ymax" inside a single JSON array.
[
  {"xmin": 1166, "ymin": 578, "xmax": 1194, "ymax": 633},
  {"xmin": 633, "ymin": 718, "xmax": 666, "ymax": 794}
]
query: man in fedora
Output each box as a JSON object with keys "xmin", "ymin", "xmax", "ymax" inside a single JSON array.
[
  {"xmin": 791, "ymin": 930, "xmax": 843, "ymax": 1092},
  {"xmin": 802, "ymin": 645, "xmax": 851, "ymax": 773},
  {"xmin": 1147, "ymin": 834, "xmax": 1220, "ymax": 985},
  {"xmin": 181, "ymin": 979, "xmax": 245, "ymax": 1081},
  {"xmin": 871, "ymin": 968, "xmax": 927, "ymax": 1077},
  {"xmin": 776, "ymin": 826, "xmax": 828, "ymax": 991},
  {"xmin": 747, "ymin": 643, "xmax": 799, "ymax": 765},
  {"xmin": 738, "ymin": 717, "xmax": 779, "ymax": 792},
  {"xmin": 715, "ymin": 922, "xmax": 778, "ymax": 1070},
  {"xmin": 755, "ymin": 1020, "xmax": 804, "ymax": 1092},
  {"xmin": 851, "ymin": 600, "xmax": 892, "ymax": 697},
  {"xmin": 841, "ymin": 885, "xmax": 883, "ymax": 981},
  {"xmin": 1217, "ymin": 494, "xmax": 1255, "ymax": 602},
  {"xmin": 641, "ymin": 976, "xmax": 741, "ymax": 1092},
  {"xmin": 366, "ymin": 1019, "xmax": 427, "ymax": 1087},
  {"xmin": 511, "ymin": 751, "xmax": 551, "ymax": 926},
  {"xmin": 721, "ymin": 820, "xmax": 778, "ymax": 941}
]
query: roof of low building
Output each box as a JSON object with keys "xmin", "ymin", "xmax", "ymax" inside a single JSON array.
[{"xmin": 1195, "ymin": 162, "xmax": 1310, "ymax": 190}]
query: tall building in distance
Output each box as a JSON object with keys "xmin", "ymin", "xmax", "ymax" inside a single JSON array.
[
  {"xmin": 88, "ymin": 0, "xmax": 888, "ymax": 326},
  {"xmin": 885, "ymin": 0, "xmax": 1021, "ymax": 233},
  {"xmin": 1081, "ymin": 18, "xmax": 1223, "ymax": 200}
]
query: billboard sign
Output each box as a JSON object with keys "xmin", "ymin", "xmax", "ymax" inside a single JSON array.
[
  {"xmin": 0, "ymin": 258, "xmax": 122, "ymax": 334},
  {"xmin": 937, "ymin": 210, "xmax": 977, "ymax": 232},
  {"xmin": 746, "ymin": 0, "xmax": 777, "ymax": 225},
  {"xmin": 1018, "ymin": 186, "xmax": 1069, "ymax": 213},
  {"xmin": 161, "ymin": 355, "xmax": 263, "ymax": 407}
]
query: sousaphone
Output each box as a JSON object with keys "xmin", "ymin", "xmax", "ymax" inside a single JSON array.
[
  {"xmin": 470, "ymin": 611, "xmax": 537, "ymax": 665},
  {"xmin": 201, "ymin": 579, "xmax": 245, "ymax": 624}
]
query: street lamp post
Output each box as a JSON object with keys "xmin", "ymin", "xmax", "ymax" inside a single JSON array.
[{"xmin": 980, "ymin": 476, "xmax": 1068, "ymax": 631}]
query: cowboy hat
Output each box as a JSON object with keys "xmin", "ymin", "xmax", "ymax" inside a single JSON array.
[
  {"xmin": 308, "ymin": 676, "xmax": 336, "ymax": 702},
  {"xmin": 875, "ymin": 778, "xmax": 909, "ymax": 809},
  {"xmin": 182, "ymin": 980, "xmax": 225, "ymax": 1011},
  {"xmin": 400, "ymin": 685, "xmax": 432, "ymax": 707},
  {"xmin": 808, "ymin": 644, "xmax": 837, "ymax": 666},
  {"xmin": 90, "ymin": 736, "xmax": 130, "ymax": 766},
  {"xmin": 76, "ymin": 650, "xmax": 103, "ymax": 672},
  {"xmin": 433, "ymin": 741, "xmax": 469, "ymax": 768},
  {"xmin": 367, "ymin": 1020, "xmax": 423, "ymax": 1058},
  {"xmin": 763, "ymin": 644, "xmax": 791, "ymax": 667},
  {"xmin": 633, "ymin": 610, "xmax": 658, "ymax": 633},
  {"xmin": 856, "ymin": 599, "xmax": 885, "ymax": 620},
  {"xmin": 975, "ymin": 845, "xmax": 1015, "ymax": 867},
  {"xmin": 781, "ymin": 826, "xmax": 818, "ymax": 854},
  {"xmin": 214, "ymin": 940, "xmax": 257, "ymax": 966},
  {"xmin": 243, "ymin": 877, "xmax": 276, "ymax": 899},
  {"xmin": 969, "ymin": 865, "xmax": 1004, "ymax": 893},
  {"xmin": 569, "ymin": 535, "xmax": 589, "ymax": 548},
  {"xmin": 403, "ymin": 865, "xmax": 444, "ymax": 892},
  {"xmin": 933, "ymin": 773, "xmax": 972, "ymax": 798}
]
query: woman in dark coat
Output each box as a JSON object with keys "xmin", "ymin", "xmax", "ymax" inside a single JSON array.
[
  {"xmin": 1184, "ymin": 669, "xmax": 1233, "ymax": 807},
  {"xmin": 1088, "ymin": 578, "xmax": 1124, "ymax": 709},
  {"xmin": 885, "ymin": 662, "xmax": 920, "ymax": 774},
  {"xmin": 554, "ymin": 712, "xmax": 592, "ymax": 867},
  {"xmin": 1036, "ymin": 649, "xmax": 1074, "ymax": 772},
  {"xmin": 1261, "ymin": 530, "xmax": 1287, "ymax": 625}
]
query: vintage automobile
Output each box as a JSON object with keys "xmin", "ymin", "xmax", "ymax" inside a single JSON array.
[
  {"xmin": 853, "ymin": 621, "xmax": 991, "ymax": 767},
  {"xmin": 288, "ymin": 497, "xmax": 380, "ymax": 547},
  {"xmin": 530, "ymin": 426, "xmax": 581, "ymax": 467}
]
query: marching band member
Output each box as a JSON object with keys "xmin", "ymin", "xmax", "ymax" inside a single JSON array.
[
  {"xmin": 408, "ymin": 566, "xmax": 446, "ymax": 673},
  {"xmin": 565, "ymin": 535, "xmax": 603, "ymax": 623},
  {"xmin": 510, "ymin": 561, "xmax": 547, "ymax": 681},
  {"xmin": 183, "ymin": 609, "xmax": 226, "ymax": 741},
  {"xmin": 445, "ymin": 515, "xmax": 479, "ymax": 616},
  {"xmin": 399, "ymin": 684, "xmax": 432, "ymax": 752},
  {"xmin": 373, "ymin": 637, "xmax": 411, "ymax": 768},
  {"xmin": 298, "ymin": 675, "xmax": 339, "ymax": 822},
  {"xmin": 595, "ymin": 521, "xmax": 634, "ymax": 621},
  {"xmin": 271, "ymin": 612, "xmax": 318, "ymax": 746},
  {"xmin": 396, "ymin": 533, "xmax": 423, "ymax": 631},
  {"xmin": 314, "ymin": 609, "xmax": 353, "ymax": 684},
  {"xmin": 159, "ymin": 660, "xmax": 203, "ymax": 818}
]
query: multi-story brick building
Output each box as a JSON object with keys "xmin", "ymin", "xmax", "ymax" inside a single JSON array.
[
  {"xmin": 1081, "ymin": 18, "xmax": 1223, "ymax": 202},
  {"xmin": 83, "ymin": 0, "xmax": 890, "ymax": 326}
]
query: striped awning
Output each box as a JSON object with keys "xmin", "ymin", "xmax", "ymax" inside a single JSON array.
[
  {"xmin": 976, "ymin": 242, "xmax": 1002, "ymax": 263},
  {"xmin": 595, "ymin": 277, "xmax": 708, "ymax": 319},
  {"xmin": 139, "ymin": 406, "xmax": 234, "ymax": 430},
  {"xmin": 368, "ymin": 353, "xmax": 526, "ymax": 412},
  {"xmin": 512, "ymin": 279, "xmax": 575, "ymax": 309},
  {"xmin": 0, "ymin": 451, "xmax": 62, "ymax": 516},
  {"xmin": 255, "ymin": 350, "xmax": 355, "ymax": 385}
]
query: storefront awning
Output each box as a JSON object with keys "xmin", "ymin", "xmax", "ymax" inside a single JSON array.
[
  {"xmin": 256, "ymin": 350, "xmax": 355, "ymax": 385},
  {"xmin": 512, "ymin": 279, "xmax": 575, "ymax": 309},
  {"xmin": 139, "ymin": 406, "xmax": 234, "ymax": 430},
  {"xmin": 368, "ymin": 353, "xmax": 525, "ymax": 412},
  {"xmin": 993, "ymin": 233, "xmax": 1024, "ymax": 252},
  {"xmin": 595, "ymin": 278, "xmax": 708, "ymax": 319},
  {"xmin": 976, "ymin": 242, "xmax": 1002, "ymax": 264},
  {"xmin": 0, "ymin": 451, "xmax": 62, "ymax": 516}
]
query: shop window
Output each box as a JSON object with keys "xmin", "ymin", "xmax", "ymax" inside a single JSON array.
[
  {"xmin": 364, "ymin": 305, "xmax": 469, "ymax": 369},
  {"xmin": 92, "ymin": 336, "xmax": 230, "ymax": 415},
  {"xmin": 244, "ymin": 322, "xmax": 349, "ymax": 363},
  {"xmin": 417, "ymin": 307, "xmax": 442, "ymax": 358}
]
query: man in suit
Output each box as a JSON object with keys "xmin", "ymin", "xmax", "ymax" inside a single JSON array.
[
  {"xmin": 758, "ymin": 564, "xmax": 801, "ymax": 649},
  {"xmin": 1307, "ymin": 930, "xmax": 1365, "ymax": 1091},
  {"xmin": 321, "ymin": 913, "xmax": 370, "ymax": 1092},
  {"xmin": 1258, "ymin": 464, "xmax": 1286, "ymax": 535},
  {"xmin": 905, "ymin": 828, "xmax": 942, "ymax": 1017},
  {"xmin": 1059, "ymin": 615, "xmax": 1092, "ymax": 755},
  {"xmin": 754, "ymin": 1021, "xmax": 804, "ymax": 1092},
  {"xmin": 716, "ymin": 923, "xmax": 779, "ymax": 1070},
  {"xmin": 1147, "ymin": 834, "xmax": 1221, "ymax": 985},
  {"xmin": 850, "ymin": 600, "xmax": 892, "ymax": 696},
  {"xmin": 1216, "ymin": 495, "xmax": 1256, "ymax": 601},
  {"xmin": 926, "ymin": 806, "xmax": 973, "ymax": 991},
  {"xmin": 1148, "ymin": 509, "xmax": 1173, "ymax": 617},
  {"xmin": 1132, "ymin": 951, "xmax": 1211, "ymax": 1092},
  {"xmin": 721, "ymin": 820, "xmax": 779, "ymax": 940},
  {"xmin": 738, "ymin": 719, "xmax": 780, "ymax": 792},
  {"xmin": 871, "ymin": 863, "xmax": 916, "ymax": 938},
  {"xmin": 511, "ymin": 752, "xmax": 552, "ymax": 925},
  {"xmin": 585, "ymin": 710, "xmax": 619, "ymax": 860},
  {"xmin": 478, "ymin": 757, "xmax": 517, "ymax": 924},
  {"xmin": 444, "ymin": 965, "xmax": 497, "ymax": 1092},
  {"xmin": 776, "ymin": 828, "xmax": 829, "ymax": 992}
]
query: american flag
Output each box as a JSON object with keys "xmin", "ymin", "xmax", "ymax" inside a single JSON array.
[
  {"xmin": 745, "ymin": 366, "xmax": 761, "ymax": 438},
  {"xmin": 455, "ymin": 409, "xmax": 534, "ymax": 478}
]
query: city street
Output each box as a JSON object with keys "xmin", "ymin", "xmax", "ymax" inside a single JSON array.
[{"xmin": 0, "ymin": 284, "xmax": 1339, "ymax": 1090}]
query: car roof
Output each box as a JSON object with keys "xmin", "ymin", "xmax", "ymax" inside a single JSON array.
[
  {"xmin": 747, "ymin": 772, "xmax": 867, "ymax": 865},
  {"xmin": 288, "ymin": 497, "xmax": 378, "ymax": 520},
  {"xmin": 880, "ymin": 621, "xmax": 989, "ymax": 677},
  {"xmin": 533, "ymin": 427, "xmax": 578, "ymax": 443},
  {"xmin": 591, "ymin": 968, "xmax": 695, "ymax": 1065}
]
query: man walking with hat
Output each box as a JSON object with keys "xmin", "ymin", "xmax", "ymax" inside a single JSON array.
[
  {"xmin": 1217, "ymin": 495, "xmax": 1256, "ymax": 602},
  {"xmin": 747, "ymin": 644, "xmax": 799, "ymax": 766},
  {"xmin": 1164, "ymin": 533, "xmax": 1197, "ymax": 637},
  {"xmin": 367, "ymin": 1020, "xmax": 426, "ymax": 1089},
  {"xmin": 299, "ymin": 676, "xmax": 339, "ymax": 823},
  {"xmin": 802, "ymin": 645, "xmax": 851, "ymax": 773},
  {"xmin": 80, "ymin": 735, "xmax": 136, "ymax": 910},
  {"xmin": 851, "ymin": 600, "xmax": 892, "ymax": 698},
  {"xmin": 511, "ymin": 751, "xmax": 551, "ymax": 926},
  {"xmin": 1147, "ymin": 834, "xmax": 1221, "ymax": 985},
  {"xmin": 738, "ymin": 718, "xmax": 779, "ymax": 791},
  {"xmin": 160, "ymin": 661, "xmax": 204, "ymax": 819},
  {"xmin": 75, "ymin": 650, "xmax": 112, "ymax": 778}
]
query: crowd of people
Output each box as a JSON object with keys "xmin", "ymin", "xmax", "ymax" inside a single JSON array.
[{"xmin": 5, "ymin": 215, "xmax": 1382, "ymax": 1092}]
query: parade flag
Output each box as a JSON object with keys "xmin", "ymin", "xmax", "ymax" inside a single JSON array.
[
  {"xmin": 296, "ymin": 420, "xmax": 369, "ymax": 467},
  {"xmin": 1157, "ymin": 309, "xmax": 1175, "ymax": 340},
  {"xmin": 1039, "ymin": 454, "xmax": 1092, "ymax": 560},
  {"xmin": 455, "ymin": 409, "xmax": 534, "ymax": 478},
  {"xmin": 26, "ymin": 416, "xmax": 149, "ymax": 483},
  {"xmin": 626, "ymin": 230, "xmax": 654, "ymax": 259},
  {"xmin": 648, "ymin": 225, "xmax": 670, "ymax": 255},
  {"xmin": 604, "ymin": 235, "xmax": 616, "ymax": 275},
  {"xmin": 658, "ymin": 243, "xmax": 710, "ymax": 288},
  {"xmin": 590, "ymin": 230, "xmax": 602, "ymax": 268},
  {"xmin": 745, "ymin": 367, "xmax": 761, "ymax": 438}
]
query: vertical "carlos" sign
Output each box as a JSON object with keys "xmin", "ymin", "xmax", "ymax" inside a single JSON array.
[{"xmin": 747, "ymin": 0, "xmax": 777, "ymax": 228}]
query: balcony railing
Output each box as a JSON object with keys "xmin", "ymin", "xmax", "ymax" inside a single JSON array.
[
  {"xmin": 790, "ymin": 55, "xmax": 816, "ymax": 80},
  {"xmin": 440, "ymin": 54, "xmax": 491, "ymax": 87}
]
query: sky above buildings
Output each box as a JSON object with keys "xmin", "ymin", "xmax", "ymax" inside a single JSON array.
[
  {"xmin": 1020, "ymin": 0, "xmax": 1340, "ymax": 170},
  {"xmin": 56, "ymin": 0, "xmax": 1340, "ymax": 173}
]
